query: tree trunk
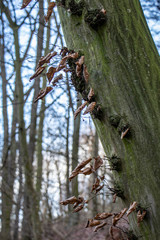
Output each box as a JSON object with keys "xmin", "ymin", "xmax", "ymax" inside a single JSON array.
[{"xmin": 58, "ymin": 0, "xmax": 160, "ymax": 239}]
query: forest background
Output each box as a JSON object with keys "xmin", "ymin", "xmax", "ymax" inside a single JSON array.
[{"xmin": 0, "ymin": 0, "xmax": 160, "ymax": 239}]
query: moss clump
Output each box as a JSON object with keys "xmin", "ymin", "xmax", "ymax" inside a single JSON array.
[
  {"xmin": 117, "ymin": 118, "xmax": 131, "ymax": 138},
  {"xmin": 84, "ymin": 9, "xmax": 107, "ymax": 29},
  {"xmin": 109, "ymin": 114, "xmax": 121, "ymax": 127},
  {"xmin": 57, "ymin": 0, "xmax": 66, "ymax": 7},
  {"xmin": 109, "ymin": 155, "xmax": 122, "ymax": 171},
  {"xmin": 109, "ymin": 182, "xmax": 125, "ymax": 199},
  {"xmin": 68, "ymin": 0, "xmax": 84, "ymax": 16}
]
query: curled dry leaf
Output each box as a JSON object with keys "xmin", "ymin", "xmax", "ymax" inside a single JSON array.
[
  {"xmin": 69, "ymin": 158, "xmax": 92, "ymax": 181},
  {"xmin": 73, "ymin": 196, "xmax": 84, "ymax": 209},
  {"xmin": 73, "ymin": 204, "xmax": 84, "ymax": 213},
  {"xmin": 94, "ymin": 222, "xmax": 107, "ymax": 232},
  {"xmin": 95, "ymin": 184, "xmax": 104, "ymax": 193},
  {"xmin": 60, "ymin": 47, "xmax": 68, "ymax": 57},
  {"xmin": 92, "ymin": 178, "xmax": 100, "ymax": 192},
  {"xmin": 56, "ymin": 52, "xmax": 79, "ymax": 71},
  {"xmin": 34, "ymin": 86, "xmax": 53, "ymax": 103},
  {"xmin": 56, "ymin": 64, "xmax": 66, "ymax": 72},
  {"xmin": 83, "ymin": 102, "xmax": 96, "ymax": 115},
  {"xmin": 113, "ymin": 193, "xmax": 117, "ymax": 203},
  {"xmin": 85, "ymin": 219, "xmax": 101, "ymax": 228},
  {"xmin": 45, "ymin": 2, "xmax": 56, "ymax": 23},
  {"xmin": 93, "ymin": 156, "xmax": 103, "ymax": 171},
  {"xmin": 74, "ymin": 101, "xmax": 88, "ymax": 120},
  {"xmin": 79, "ymin": 166, "xmax": 93, "ymax": 175},
  {"xmin": 46, "ymin": 67, "xmax": 57, "ymax": 83},
  {"xmin": 21, "ymin": 0, "xmax": 32, "ymax": 9},
  {"xmin": 37, "ymin": 52, "xmax": 57, "ymax": 69},
  {"xmin": 52, "ymin": 74, "xmax": 63, "ymax": 86},
  {"xmin": 88, "ymin": 88, "xmax": 94, "ymax": 101},
  {"xmin": 83, "ymin": 64, "xmax": 89, "ymax": 83},
  {"xmin": 112, "ymin": 208, "xmax": 127, "ymax": 226},
  {"xmin": 60, "ymin": 196, "xmax": 79, "ymax": 205},
  {"xmin": 30, "ymin": 66, "xmax": 45, "ymax": 81},
  {"xmin": 75, "ymin": 56, "xmax": 84, "ymax": 77},
  {"xmin": 137, "ymin": 210, "xmax": 146, "ymax": 226},
  {"xmin": 126, "ymin": 201, "xmax": 137, "ymax": 217},
  {"xmin": 121, "ymin": 128, "xmax": 130, "ymax": 139},
  {"xmin": 94, "ymin": 212, "xmax": 113, "ymax": 220}
]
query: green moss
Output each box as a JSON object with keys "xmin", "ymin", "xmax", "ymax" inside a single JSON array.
[
  {"xmin": 84, "ymin": 9, "xmax": 107, "ymax": 29},
  {"xmin": 109, "ymin": 114, "xmax": 121, "ymax": 128},
  {"xmin": 92, "ymin": 105, "xmax": 104, "ymax": 120},
  {"xmin": 68, "ymin": 0, "xmax": 84, "ymax": 16},
  {"xmin": 109, "ymin": 155, "xmax": 122, "ymax": 171}
]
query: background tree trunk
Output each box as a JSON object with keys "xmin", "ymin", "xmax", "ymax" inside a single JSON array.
[{"xmin": 58, "ymin": 0, "xmax": 160, "ymax": 238}]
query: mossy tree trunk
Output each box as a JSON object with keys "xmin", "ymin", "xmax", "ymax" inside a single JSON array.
[{"xmin": 58, "ymin": 0, "xmax": 160, "ymax": 239}]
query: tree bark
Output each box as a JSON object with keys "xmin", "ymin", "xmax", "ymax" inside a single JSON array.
[{"xmin": 58, "ymin": 0, "xmax": 160, "ymax": 239}]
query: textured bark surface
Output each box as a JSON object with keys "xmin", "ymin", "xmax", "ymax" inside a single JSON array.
[{"xmin": 58, "ymin": 0, "xmax": 160, "ymax": 239}]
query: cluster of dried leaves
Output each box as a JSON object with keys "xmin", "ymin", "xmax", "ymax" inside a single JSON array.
[
  {"xmin": 85, "ymin": 201, "xmax": 146, "ymax": 236},
  {"xmin": 29, "ymin": 46, "xmax": 93, "ymax": 107},
  {"xmin": 69, "ymin": 156, "xmax": 103, "ymax": 181},
  {"xmin": 21, "ymin": 0, "xmax": 56, "ymax": 23},
  {"xmin": 60, "ymin": 156, "xmax": 104, "ymax": 214},
  {"xmin": 74, "ymin": 88, "xmax": 96, "ymax": 119}
]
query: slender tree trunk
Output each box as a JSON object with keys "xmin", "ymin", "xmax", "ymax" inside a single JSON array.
[
  {"xmin": 58, "ymin": 1, "xmax": 160, "ymax": 238},
  {"xmin": 29, "ymin": 0, "xmax": 44, "ymax": 163},
  {"xmin": 91, "ymin": 130, "xmax": 99, "ymax": 217},
  {"xmin": 71, "ymin": 95, "xmax": 81, "ymax": 224},
  {"xmin": 0, "ymin": 13, "xmax": 17, "ymax": 240}
]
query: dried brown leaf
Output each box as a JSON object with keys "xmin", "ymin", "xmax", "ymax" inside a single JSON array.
[
  {"xmin": 113, "ymin": 193, "xmax": 117, "ymax": 203},
  {"xmin": 93, "ymin": 156, "xmax": 103, "ymax": 171},
  {"xmin": 126, "ymin": 202, "xmax": 137, "ymax": 217},
  {"xmin": 94, "ymin": 222, "xmax": 107, "ymax": 232},
  {"xmin": 112, "ymin": 208, "xmax": 127, "ymax": 226},
  {"xmin": 75, "ymin": 56, "xmax": 84, "ymax": 77},
  {"xmin": 74, "ymin": 101, "xmax": 88, "ymax": 120},
  {"xmin": 92, "ymin": 178, "xmax": 100, "ymax": 192},
  {"xmin": 36, "ymin": 52, "xmax": 57, "ymax": 69},
  {"xmin": 95, "ymin": 184, "xmax": 104, "ymax": 193},
  {"xmin": 73, "ymin": 204, "xmax": 84, "ymax": 212},
  {"xmin": 83, "ymin": 64, "xmax": 89, "ymax": 83},
  {"xmin": 21, "ymin": 0, "xmax": 32, "ymax": 9},
  {"xmin": 137, "ymin": 210, "xmax": 146, "ymax": 226},
  {"xmin": 34, "ymin": 86, "xmax": 53, "ymax": 103},
  {"xmin": 79, "ymin": 166, "xmax": 93, "ymax": 175},
  {"xmin": 52, "ymin": 74, "xmax": 63, "ymax": 86},
  {"xmin": 46, "ymin": 67, "xmax": 57, "ymax": 83},
  {"xmin": 56, "ymin": 52, "xmax": 78, "ymax": 71},
  {"xmin": 60, "ymin": 47, "xmax": 68, "ymax": 57},
  {"xmin": 83, "ymin": 102, "xmax": 96, "ymax": 115},
  {"xmin": 45, "ymin": 2, "xmax": 56, "ymax": 23},
  {"xmin": 60, "ymin": 196, "xmax": 79, "ymax": 205},
  {"xmin": 85, "ymin": 219, "xmax": 101, "ymax": 228},
  {"xmin": 88, "ymin": 88, "xmax": 94, "ymax": 101},
  {"xmin": 30, "ymin": 66, "xmax": 46, "ymax": 81},
  {"xmin": 94, "ymin": 212, "xmax": 113, "ymax": 220},
  {"xmin": 69, "ymin": 158, "xmax": 92, "ymax": 181},
  {"xmin": 73, "ymin": 196, "xmax": 84, "ymax": 209},
  {"xmin": 121, "ymin": 128, "xmax": 130, "ymax": 139}
]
